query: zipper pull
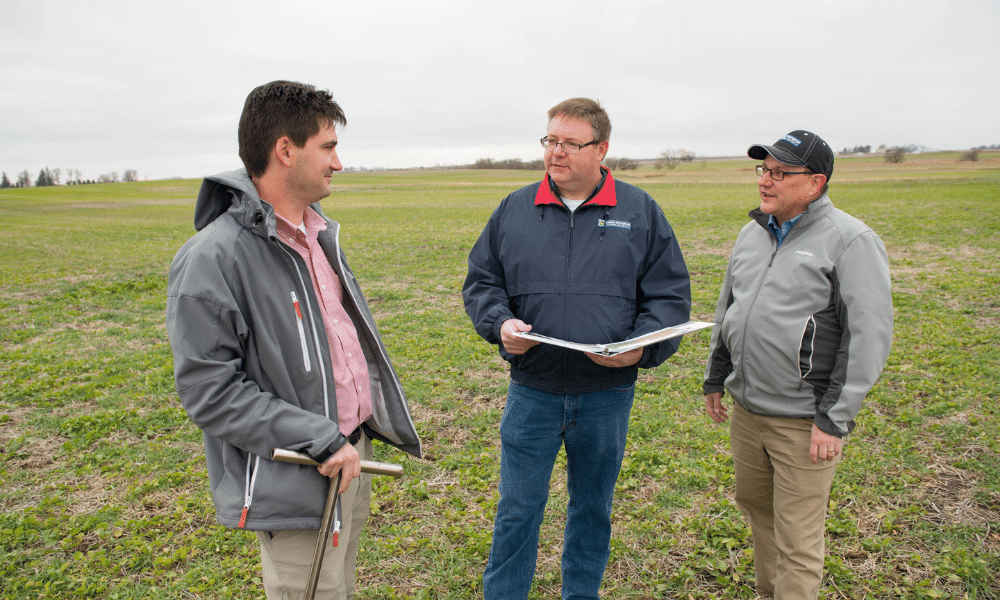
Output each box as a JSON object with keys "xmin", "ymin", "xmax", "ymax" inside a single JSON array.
[{"xmin": 333, "ymin": 497, "xmax": 342, "ymax": 546}]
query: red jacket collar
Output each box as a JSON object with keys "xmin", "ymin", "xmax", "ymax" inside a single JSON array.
[{"xmin": 535, "ymin": 167, "xmax": 617, "ymax": 207}]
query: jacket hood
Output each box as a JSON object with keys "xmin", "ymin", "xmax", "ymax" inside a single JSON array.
[
  {"xmin": 194, "ymin": 168, "xmax": 270, "ymax": 232},
  {"xmin": 193, "ymin": 168, "xmax": 337, "ymax": 239}
]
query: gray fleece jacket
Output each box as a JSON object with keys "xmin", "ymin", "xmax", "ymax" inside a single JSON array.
[
  {"xmin": 166, "ymin": 169, "xmax": 420, "ymax": 531},
  {"xmin": 703, "ymin": 194, "xmax": 893, "ymax": 437}
]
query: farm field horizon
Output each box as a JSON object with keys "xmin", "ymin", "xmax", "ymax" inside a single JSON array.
[{"xmin": 1, "ymin": 152, "xmax": 998, "ymax": 599}]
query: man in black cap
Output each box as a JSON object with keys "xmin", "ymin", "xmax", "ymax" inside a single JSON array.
[{"xmin": 702, "ymin": 130, "xmax": 893, "ymax": 599}]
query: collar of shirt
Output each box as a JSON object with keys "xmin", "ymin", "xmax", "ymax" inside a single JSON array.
[
  {"xmin": 535, "ymin": 167, "xmax": 616, "ymax": 207},
  {"xmin": 275, "ymin": 207, "xmax": 328, "ymax": 247},
  {"xmin": 767, "ymin": 212, "xmax": 804, "ymax": 248}
]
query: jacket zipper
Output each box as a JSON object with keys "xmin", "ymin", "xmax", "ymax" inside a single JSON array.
[
  {"xmin": 563, "ymin": 205, "xmax": 575, "ymax": 384},
  {"xmin": 738, "ymin": 234, "xmax": 778, "ymax": 403},
  {"xmin": 291, "ymin": 291, "xmax": 312, "ymax": 372}
]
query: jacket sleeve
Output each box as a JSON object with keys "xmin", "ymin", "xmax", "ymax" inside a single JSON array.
[
  {"xmin": 632, "ymin": 201, "xmax": 692, "ymax": 369},
  {"xmin": 166, "ymin": 246, "xmax": 346, "ymax": 462},
  {"xmin": 815, "ymin": 230, "xmax": 893, "ymax": 436},
  {"xmin": 462, "ymin": 201, "xmax": 517, "ymax": 347}
]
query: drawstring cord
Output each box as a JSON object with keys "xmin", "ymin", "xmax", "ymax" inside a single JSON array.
[{"xmin": 238, "ymin": 455, "xmax": 261, "ymax": 528}]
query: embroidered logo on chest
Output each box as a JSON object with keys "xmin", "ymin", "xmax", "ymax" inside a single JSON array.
[{"xmin": 598, "ymin": 219, "xmax": 631, "ymax": 230}]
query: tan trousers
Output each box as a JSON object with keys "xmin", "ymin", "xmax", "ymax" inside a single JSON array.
[
  {"xmin": 257, "ymin": 433, "xmax": 372, "ymax": 600},
  {"xmin": 730, "ymin": 403, "xmax": 840, "ymax": 600}
]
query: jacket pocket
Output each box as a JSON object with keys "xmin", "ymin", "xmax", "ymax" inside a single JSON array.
[
  {"xmin": 367, "ymin": 364, "xmax": 404, "ymax": 445},
  {"xmin": 798, "ymin": 316, "xmax": 816, "ymax": 382}
]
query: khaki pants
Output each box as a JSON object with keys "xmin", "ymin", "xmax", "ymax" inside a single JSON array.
[
  {"xmin": 257, "ymin": 433, "xmax": 372, "ymax": 600},
  {"xmin": 730, "ymin": 403, "xmax": 840, "ymax": 600}
]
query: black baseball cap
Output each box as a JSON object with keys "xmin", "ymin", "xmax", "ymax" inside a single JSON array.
[{"xmin": 748, "ymin": 130, "xmax": 833, "ymax": 181}]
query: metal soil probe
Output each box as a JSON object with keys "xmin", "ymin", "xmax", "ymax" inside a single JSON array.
[{"xmin": 271, "ymin": 448, "xmax": 404, "ymax": 599}]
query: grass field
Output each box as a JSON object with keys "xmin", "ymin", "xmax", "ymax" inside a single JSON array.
[{"xmin": 1, "ymin": 151, "xmax": 998, "ymax": 599}]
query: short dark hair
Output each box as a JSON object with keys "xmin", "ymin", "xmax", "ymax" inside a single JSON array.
[
  {"xmin": 238, "ymin": 81, "xmax": 347, "ymax": 179},
  {"xmin": 547, "ymin": 98, "xmax": 611, "ymax": 143}
]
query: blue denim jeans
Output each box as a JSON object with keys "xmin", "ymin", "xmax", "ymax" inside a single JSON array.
[{"xmin": 483, "ymin": 380, "xmax": 636, "ymax": 600}]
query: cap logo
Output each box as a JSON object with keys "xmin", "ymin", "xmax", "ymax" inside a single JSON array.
[{"xmin": 781, "ymin": 134, "xmax": 803, "ymax": 147}]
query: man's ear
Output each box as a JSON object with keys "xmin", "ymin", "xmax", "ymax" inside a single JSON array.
[
  {"xmin": 597, "ymin": 140, "xmax": 610, "ymax": 163},
  {"xmin": 274, "ymin": 136, "xmax": 295, "ymax": 168},
  {"xmin": 810, "ymin": 173, "xmax": 828, "ymax": 195}
]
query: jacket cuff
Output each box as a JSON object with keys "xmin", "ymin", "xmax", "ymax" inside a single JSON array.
[
  {"xmin": 491, "ymin": 311, "xmax": 516, "ymax": 345},
  {"xmin": 309, "ymin": 432, "xmax": 350, "ymax": 464},
  {"xmin": 812, "ymin": 413, "xmax": 845, "ymax": 438},
  {"xmin": 491, "ymin": 317, "xmax": 506, "ymax": 344},
  {"xmin": 702, "ymin": 383, "xmax": 725, "ymax": 396}
]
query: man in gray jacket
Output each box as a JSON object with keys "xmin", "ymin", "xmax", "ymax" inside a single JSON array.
[
  {"xmin": 166, "ymin": 81, "xmax": 420, "ymax": 599},
  {"xmin": 703, "ymin": 130, "xmax": 892, "ymax": 599}
]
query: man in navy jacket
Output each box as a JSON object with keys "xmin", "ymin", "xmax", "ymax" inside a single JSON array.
[{"xmin": 463, "ymin": 98, "xmax": 690, "ymax": 600}]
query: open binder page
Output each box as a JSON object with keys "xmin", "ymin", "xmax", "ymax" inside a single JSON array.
[{"xmin": 514, "ymin": 320, "xmax": 714, "ymax": 356}]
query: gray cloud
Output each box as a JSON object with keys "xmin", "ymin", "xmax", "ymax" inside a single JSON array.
[{"xmin": 1, "ymin": 0, "xmax": 998, "ymax": 180}]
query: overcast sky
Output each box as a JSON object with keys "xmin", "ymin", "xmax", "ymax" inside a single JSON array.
[{"xmin": 2, "ymin": 0, "xmax": 998, "ymax": 181}]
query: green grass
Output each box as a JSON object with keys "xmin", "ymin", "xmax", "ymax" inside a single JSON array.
[{"xmin": 1, "ymin": 151, "xmax": 998, "ymax": 599}]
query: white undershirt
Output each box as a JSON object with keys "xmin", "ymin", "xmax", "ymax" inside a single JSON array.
[{"xmin": 562, "ymin": 197, "xmax": 585, "ymax": 212}]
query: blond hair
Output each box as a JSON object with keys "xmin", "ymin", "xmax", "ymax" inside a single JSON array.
[{"xmin": 547, "ymin": 98, "xmax": 611, "ymax": 143}]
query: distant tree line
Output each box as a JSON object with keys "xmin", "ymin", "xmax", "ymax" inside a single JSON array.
[
  {"xmin": 961, "ymin": 144, "xmax": 1000, "ymax": 162},
  {"xmin": 881, "ymin": 143, "xmax": 997, "ymax": 164},
  {"xmin": 604, "ymin": 157, "xmax": 639, "ymax": 170},
  {"xmin": 961, "ymin": 148, "xmax": 980, "ymax": 162},
  {"xmin": 0, "ymin": 168, "xmax": 139, "ymax": 188},
  {"xmin": 654, "ymin": 149, "xmax": 696, "ymax": 170},
  {"xmin": 468, "ymin": 156, "xmax": 649, "ymax": 171},
  {"xmin": 464, "ymin": 143, "xmax": 996, "ymax": 173},
  {"xmin": 468, "ymin": 156, "xmax": 662, "ymax": 172},
  {"xmin": 470, "ymin": 158, "xmax": 545, "ymax": 170},
  {"xmin": 884, "ymin": 147, "xmax": 909, "ymax": 164}
]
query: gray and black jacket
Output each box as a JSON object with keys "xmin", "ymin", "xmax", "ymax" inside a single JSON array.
[
  {"xmin": 166, "ymin": 169, "xmax": 420, "ymax": 531},
  {"xmin": 703, "ymin": 194, "xmax": 893, "ymax": 437}
]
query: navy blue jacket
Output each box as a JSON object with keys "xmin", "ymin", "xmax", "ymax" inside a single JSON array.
[{"xmin": 463, "ymin": 169, "xmax": 691, "ymax": 394}]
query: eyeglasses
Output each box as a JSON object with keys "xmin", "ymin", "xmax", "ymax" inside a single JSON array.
[
  {"xmin": 540, "ymin": 137, "xmax": 599, "ymax": 154},
  {"xmin": 756, "ymin": 165, "xmax": 811, "ymax": 181}
]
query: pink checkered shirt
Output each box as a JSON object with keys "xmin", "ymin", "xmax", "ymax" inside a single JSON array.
[{"xmin": 275, "ymin": 208, "xmax": 372, "ymax": 436}]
